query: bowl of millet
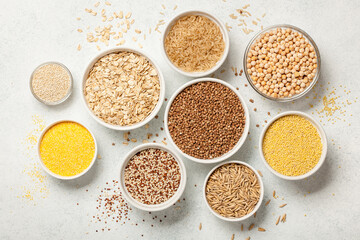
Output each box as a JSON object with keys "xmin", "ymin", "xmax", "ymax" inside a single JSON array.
[
  {"xmin": 164, "ymin": 78, "xmax": 250, "ymax": 164},
  {"xmin": 243, "ymin": 24, "xmax": 321, "ymax": 101}
]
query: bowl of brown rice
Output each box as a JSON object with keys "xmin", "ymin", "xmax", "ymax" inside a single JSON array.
[
  {"xmin": 82, "ymin": 48, "xmax": 165, "ymax": 131},
  {"xmin": 162, "ymin": 10, "xmax": 230, "ymax": 78},
  {"xmin": 204, "ymin": 161, "xmax": 264, "ymax": 222},
  {"xmin": 119, "ymin": 143, "xmax": 187, "ymax": 211}
]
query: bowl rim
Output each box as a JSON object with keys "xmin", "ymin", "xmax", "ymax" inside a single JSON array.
[
  {"xmin": 243, "ymin": 24, "xmax": 321, "ymax": 102},
  {"xmin": 81, "ymin": 47, "xmax": 165, "ymax": 131},
  {"xmin": 164, "ymin": 78, "xmax": 250, "ymax": 164},
  {"xmin": 259, "ymin": 111, "xmax": 327, "ymax": 180},
  {"xmin": 203, "ymin": 160, "xmax": 264, "ymax": 222},
  {"xmin": 119, "ymin": 143, "xmax": 187, "ymax": 211},
  {"xmin": 37, "ymin": 120, "xmax": 98, "ymax": 180},
  {"xmin": 161, "ymin": 9, "xmax": 230, "ymax": 78},
  {"xmin": 30, "ymin": 61, "xmax": 73, "ymax": 105}
]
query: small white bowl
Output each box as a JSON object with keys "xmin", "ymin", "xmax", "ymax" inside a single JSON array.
[
  {"xmin": 203, "ymin": 160, "xmax": 264, "ymax": 222},
  {"xmin": 119, "ymin": 143, "xmax": 187, "ymax": 212},
  {"xmin": 161, "ymin": 10, "xmax": 230, "ymax": 78},
  {"xmin": 81, "ymin": 47, "xmax": 165, "ymax": 131},
  {"xmin": 164, "ymin": 78, "xmax": 250, "ymax": 164},
  {"xmin": 259, "ymin": 111, "xmax": 327, "ymax": 180},
  {"xmin": 37, "ymin": 120, "xmax": 98, "ymax": 180}
]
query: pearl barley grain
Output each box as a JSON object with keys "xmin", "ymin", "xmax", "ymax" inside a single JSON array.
[{"xmin": 31, "ymin": 63, "xmax": 71, "ymax": 103}]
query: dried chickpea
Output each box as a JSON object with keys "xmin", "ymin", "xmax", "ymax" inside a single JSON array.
[{"xmin": 247, "ymin": 27, "xmax": 318, "ymax": 99}]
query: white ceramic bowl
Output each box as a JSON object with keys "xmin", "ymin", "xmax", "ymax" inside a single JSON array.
[
  {"xmin": 37, "ymin": 120, "xmax": 98, "ymax": 180},
  {"xmin": 203, "ymin": 160, "xmax": 264, "ymax": 222},
  {"xmin": 259, "ymin": 111, "xmax": 327, "ymax": 180},
  {"xmin": 164, "ymin": 78, "xmax": 250, "ymax": 164},
  {"xmin": 161, "ymin": 10, "xmax": 230, "ymax": 78},
  {"xmin": 81, "ymin": 47, "xmax": 165, "ymax": 131},
  {"xmin": 119, "ymin": 143, "xmax": 187, "ymax": 211},
  {"xmin": 30, "ymin": 61, "xmax": 73, "ymax": 105}
]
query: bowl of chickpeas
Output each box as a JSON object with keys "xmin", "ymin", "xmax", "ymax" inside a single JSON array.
[{"xmin": 243, "ymin": 24, "xmax": 321, "ymax": 102}]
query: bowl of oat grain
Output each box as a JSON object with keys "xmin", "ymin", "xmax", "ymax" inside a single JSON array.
[{"xmin": 82, "ymin": 48, "xmax": 165, "ymax": 131}]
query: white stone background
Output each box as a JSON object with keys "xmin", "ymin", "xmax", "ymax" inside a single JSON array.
[{"xmin": 1, "ymin": 0, "xmax": 359, "ymax": 239}]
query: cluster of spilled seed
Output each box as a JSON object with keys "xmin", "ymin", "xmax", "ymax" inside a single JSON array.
[
  {"xmin": 168, "ymin": 82, "xmax": 245, "ymax": 159},
  {"xmin": 124, "ymin": 148, "xmax": 181, "ymax": 205}
]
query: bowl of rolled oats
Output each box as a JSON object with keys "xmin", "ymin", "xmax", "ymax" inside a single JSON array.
[{"xmin": 82, "ymin": 48, "xmax": 165, "ymax": 130}]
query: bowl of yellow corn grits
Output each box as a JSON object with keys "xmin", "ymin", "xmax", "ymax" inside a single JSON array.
[
  {"xmin": 259, "ymin": 111, "xmax": 327, "ymax": 180},
  {"xmin": 37, "ymin": 120, "xmax": 97, "ymax": 180}
]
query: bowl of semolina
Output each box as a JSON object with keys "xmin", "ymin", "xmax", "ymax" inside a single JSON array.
[{"xmin": 37, "ymin": 120, "xmax": 98, "ymax": 180}]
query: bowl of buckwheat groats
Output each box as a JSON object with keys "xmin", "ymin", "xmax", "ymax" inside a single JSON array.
[
  {"xmin": 243, "ymin": 24, "xmax": 321, "ymax": 101},
  {"xmin": 164, "ymin": 78, "xmax": 250, "ymax": 164},
  {"xmin": 119, "ymin": 143, "xmax": 187, "ymax": 211}
]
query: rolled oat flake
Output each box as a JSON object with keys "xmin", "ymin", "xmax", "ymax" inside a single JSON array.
[{"xmin": 31, "ymin": 62, "xmax": 72, "ymax": 104}]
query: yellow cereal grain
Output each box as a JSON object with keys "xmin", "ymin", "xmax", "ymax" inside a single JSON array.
[
  {"xmin": 262, "ymin": 115, "xmax": 322, "ymax": 176},
  {"xmin": 40, "ymin": 122, "xmax": 95, "ymax": 177}
]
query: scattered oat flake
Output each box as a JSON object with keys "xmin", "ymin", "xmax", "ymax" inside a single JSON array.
[
  {"xmin": 225, "ymin": 23, "xmax": 232, "ymax": 31},
  {"xmin": 125, "ymin": 12, "xmax": 132, "ymax": 19},
  {"xmin": 173, "ymin": 5, "xmax": 178, "ymax": 10},
  {"xmin": 135, "ymin": 29, "xmax": 141, "ymax": 34},
  {"xmin": 231, "ymin": 234, "xmax": 234, "ymax": 240},
  {"xmin": 246, "ymin": 238, "xmax": 250, "ymax": 240},
  {"xmin": 273, "ymin": 190, "xmax": 276, "ymax": 198},
  {"xmin": 258, "ymin": 227, "xmax": 266, "ymax": 232},
  {"xmin": 76, "ymin": 17, "xmax": 81, "ymax": 20},
  {"xmin": 262, "ymin": 13, "xmax": 266, "ymax": 18},
  {"xmin": 105, "ymin": 1, "xmax": 111, "ymax": 6},
  {"xmin": 199, "ymin": 223, "xmax": 202, "ymax": 230},
  {"xmin": 94, "ymin": 2, "xmax": 100, "ymax": 7},
  {"xmin": 123, "ymin": 141, "xmax": 129, "ymax": 145},
  {"xmin": 97, "ymin": 154, "xmax": 102, "ymax": 159},
  {"xmin": 138, "ymin": 43, "xmax": 143, "ymax": 49},
  {"xmin": 77, "ymin": 44, "xmax": 81, "ymax": 51},
  {"xmin": 279, "ymin": 203, "xmax": 287, "ymax": 208},
  {"xmin": 257, "ymin": 170, "xmax": 263, "ymax": 177},
  {"xmin": 162, "ymin": 140, "xmax": 167, "ymax": 145},
  {"xmin": 77, "ymin": 29, "xmax": 83, "ymax": 33},
  {"xmin": 131, "ymin": 138, "xmax": 137, "ymax": 143},
  {"xmin": 265, "ymin": 200, "xmax": 271, "ymax": 206},
  {"xmin": 281, "ymin": 214, "xmax": 287, "ymax": 222},
  {"xmin": 252, "ymin": 20, "xmax": 258, "ymax": 26},
  {"xmin": 142, "ymin": 140, "xmax": 149, "ymax": 143},
  {"xmin": 229, "ymin": 14, "xmax": 237, "ymax": 19}
]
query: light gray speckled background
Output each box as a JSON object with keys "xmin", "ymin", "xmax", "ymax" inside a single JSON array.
[{"xmin": 1, "ymin": 0, "xmax": 359, "ymax": 239}]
